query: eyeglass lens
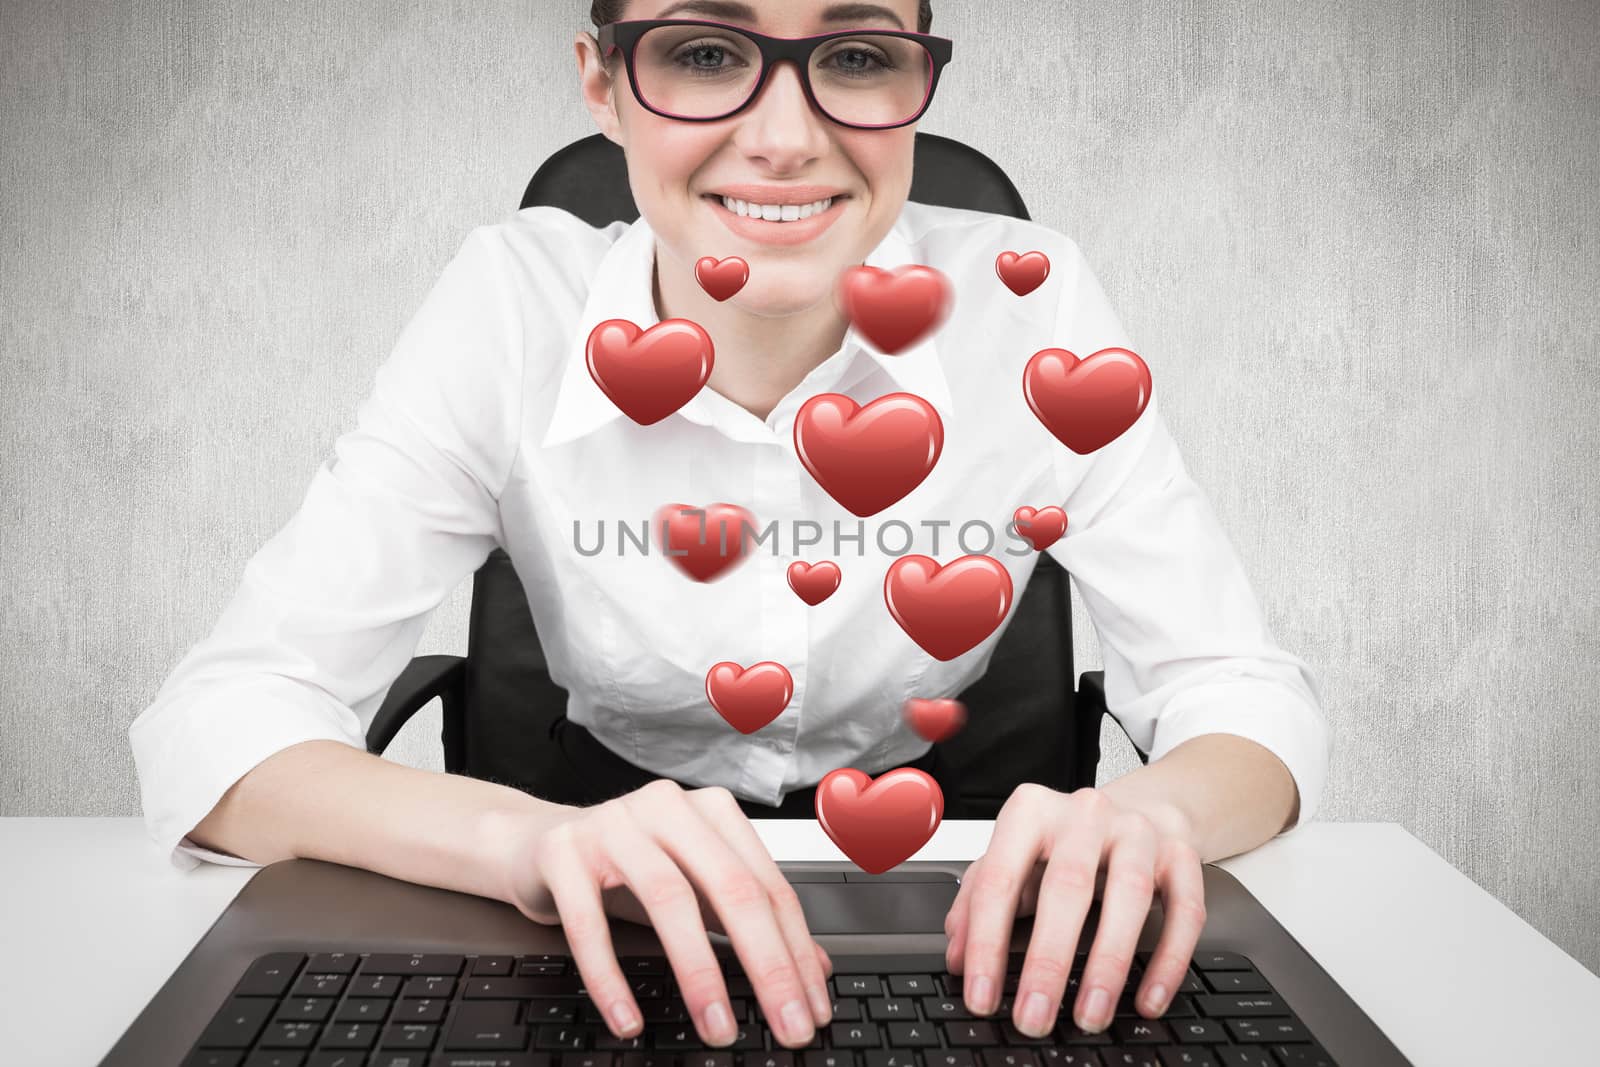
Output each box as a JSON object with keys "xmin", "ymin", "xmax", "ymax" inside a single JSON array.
[{"xmin": 630, "ymin": 25, "xmax": 933, "ymax": 126}]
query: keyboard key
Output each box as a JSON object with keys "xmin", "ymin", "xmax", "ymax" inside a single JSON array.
[
  {"xmin": 257, "ymin": 1021, "xmax": 319, "ymax": 1049},
  {"xmin": 1111, "ymin": 1018, "xmax": 1170, "ymax": 1044},
  {"xmin": 1151, "ymin": 1049, "xmax": 1213, "ymax": 1066},
  {"xmin": 381, "ymin": 1022, "xmax": 438, "ymax": 1049},
  {"xmin": 682, "ymin": 1056, "xmax": 735, "ymax": 1067},
  {"xmin": 886, "ymin": 975, "xmax": 937, "ymax": 997},
  {"xmin": 1168, "ymin": 1018, "xmax": 1228, "ymax": 1044},
  {"xmin": 866, "ymin": 998, "xmax": 916, "ymax": 1020},
  {"xmin": 861, "ymin": 1052, "xmax": 919, "ymax": 1067},
  {"xmin": 830, "ymin": 1022, "xmax": 883, "ymax": 1048},
  {"xmin": 291, "ymin": 974, "xmax": 349, "ymax": 998},
  {"xmin": 198, "ymin": 997, "xmax": 275, "ymax": 1049},
  {"xmin": 942, "ymin": 1021, "xmax": 999, "ymax": 1047},
  {"xmin": 619, "ymin": 957, "xmax": 668, "ymax": 975},
  {"xmin": 306, "ymin": 953, "xmax": 359, "ymax": 975},
  {"xmin": 830, "ymin": 998, "xmax": 864, "ymax": 1021},
  {"xmin": 745, "ymin": 1054, "xmax": 797, "ymax": 1067},
  {"xmin": 273, "ymin": 998, "xmax": 333, "ymax": 1024},
  {"xmin": 393, "ymin": 998, "xmax": 450, "ymax": 1023},
  {"xmin": 1201, "ymin": 971, "xmax": 1270, "ymax": 995},
  {"xmin": 467, "ymin": 977, "xmax": 584, "ymax": 999},
  {"xmin": 1222, "ymin": 1017, "xmax": 1308, "ymax": 1045},
  {"xmin": 566, "ymin": 1055, "xmax": 617, "ymax": 1067},
  {"xmin": 885, "ymin": 1021, "xmax": 939, "ymax": 1046},
  {"xmin": 835, "ymin": 976, "xmax": 883, "ymax": 997},
  {"xmin": 363, "ymin": 954, "xmax": 465, "ymax": 976},
  {"xmin": 334, "ymin": 998, "xmax": 391, "ymax": 1023},
  {"xmin": 349, "ymin": 974, "xmax": 401, "ymax": 998},
  {"xmin": 533, "ymin": 1024, "xmax": 587, "ymax": 1050},
  {"xmin": 1093, "ymin": 1051, "xmax": 1159, "ymax": 1066},
  {"xmin": 1212, "ymin": 1049, "xmax": 1275, "ymax": 1067},
  {"xmin": 303, "ymin": 1052, "xmax": 370, "ymax": 1067},
  {"xmin": 368, "ymin": 1055, "xmax": 430, "ymax": 1067},
  {"xmin": 474, "ymin": 956, "xmax": 517, "ymax": 976},
  {"xmin": 978, "ymin": 1049, "xmax": 1038, "ymax": 1067},
  {"xmin": 1268, "ymin": 1045, "xmax": 1334, "ymax": 1066},
  {"xmin": 919, "ymin": 998, "xmax": 972, "ymax": 1021},
  {"xmin": 431, "ymin": 1057, "xmax": 551, "ymax": 1067},
  {"xmin": 407, "ymin": 976, "xmax": 458, "ymax": 998},
  {"xmin": 803, "ymin": 1052, "xmax": 859, "ymax": 1067},
  {"xmin": 242, "ymin": 1053, "xmax": 305, "ymax": 1067},
  {"xmin": 924, "ymin": 1052, "xmax": 976, "ymax": 1067},
  {"xmin": 1190, "ymin": 953, "xmax": 1251, "ymax": 972},
  {"xmin": 184, "ymin": 1053, "xmax": 243, "ymax": 1067},
  {"xmin": 236, "ymin": 955, "xmax": 306, "ymax": 998},
  {"xmin": 1035, "ymin": 1052, "xmax": 1102, "ymax": 1067},
  {"xmin": 1192, "ymin": 996, "xmax": 1286, "ymax": 1018},
  {"xmin": 318, "ymin": 1023, "xmax": 379, "ymax": 1049},
  {"xmin": 445, "ymin": 1020, "xmax": 531, "ymax": 1050}
]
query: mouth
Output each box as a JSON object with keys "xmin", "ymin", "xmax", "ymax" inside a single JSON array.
[{"xmin": 701, "ymin": 192, "xmax": 852, "ymax": 247}]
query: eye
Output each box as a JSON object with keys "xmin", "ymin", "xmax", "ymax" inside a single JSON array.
[
  {"xmin": 672, "ymin": 37, "xmax": 749, "ymax": 72},
  {"xmin": 819, "ymin": 42, "xmax": 897, "ymax": 76}
]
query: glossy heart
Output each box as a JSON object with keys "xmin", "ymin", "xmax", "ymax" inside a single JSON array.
[
  {"xmin": 837, "ymin": 264, "xmax": 952, "ymax": 354},
  {"xmin": 903, "ymin": 698, "xmax": 967, "ymax": 743},
  {"xmin": 815, "ymin": 767, "xmax": 944, "ymax": 874},
  {"xmin": 705, "ymin": 661, "xmax": 793, "ymax": 734},
  {"xmin": 654, "ymin": 502, "xmax": 756, "ymax": 582},
  {"xmin": 787, "ymin": 560, "xmax": 842, "ymax": 605},
  {"xmin": 1013, "ymin": 505, "xmax": 1069, "ymax": 552},
  {"xmin": 995, "ymin": 250, "xmax": 1050, "ymax": 296},
  {"xmin": 695, "ymin": 256, "xmax": 749, "ymax": 301},
  {"xmin": 1022, "ymin": 346, "xmax": 1152, "ymax": 454},
  {"xmin": 586, "ymin": 317, "xmax": 714, "ymax": 426},
  {"xmin": 884, "ymin": 554, "xmax": 1014, "ymax": 661},
  {"xmin": 793, "ymin": 392, "xmax": 944, "ymax": 517}
]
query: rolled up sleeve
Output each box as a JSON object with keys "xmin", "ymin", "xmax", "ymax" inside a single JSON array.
[
  {"xmin": 1043, "ymin": 239, "xmax": 1331, "ymax": 834},
  {"xmin": 129, "ymin": 225, "xmax": 528, "ymax": 869}
]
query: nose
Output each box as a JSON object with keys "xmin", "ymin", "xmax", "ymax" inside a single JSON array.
[{"xmin": 730, "ymin": 59, "xmax": 830, "ymax": 172}]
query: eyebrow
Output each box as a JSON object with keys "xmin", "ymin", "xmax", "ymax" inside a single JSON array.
[{"xmin": 652, "ymin": 1, "xmax": 909, "ymax": 31}]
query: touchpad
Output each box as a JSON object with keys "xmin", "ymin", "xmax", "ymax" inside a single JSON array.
[{"xmin": 788, "ymin": 872, "xmax": 960, "ymax": 934}]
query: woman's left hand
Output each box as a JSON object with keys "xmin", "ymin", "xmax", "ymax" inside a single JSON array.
[{"xmin": 942, "ymin": 784, "xmax": 1207, "ymax": 1037}]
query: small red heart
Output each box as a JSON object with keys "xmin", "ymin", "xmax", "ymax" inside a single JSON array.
[
  {"xmin": 695, "ymin": 256, "xmax": 749, "ymax": 301},
  {"xmin": 903, "ymin": 698, "xmax": 967, "ymax": 743},
  {"xmin": 793, "ymin": 392, "xmax": 944, "ymax": 517},
  {"xmin": 654, "ymin": 502, "xmax": 755, "ymax": 582},
  {"xmin": 1022, "ymin": 346, "xmax": 1152, "ymax": 454},
  {"xmin": 787, "ymin": 560, "xmax": 842, "ymax": 605},
  {"xmin": 837, "ymin": 264, "xmax": 952, "ymax": 354},
  {"xmin": 815, "ymin": 767, "xmax": 944, "ymax": 874},
  {"xmin": 586, "ymin": 318, "xmax": 714, "ymax": 426},
  {"xmin": 1012, "ymin": 505, "xmax": 1069, "ymax": 552},
  {"xmin": 705, "ymin": 661, "xmax": 793, "ymax": 734},
  {"xmin": 995, "ymin": 250, "xmax": 1050, "ymax": 296},
  {"xmin": 884, "ymin": 554, "xmax": 1014, "ymax": 661}
]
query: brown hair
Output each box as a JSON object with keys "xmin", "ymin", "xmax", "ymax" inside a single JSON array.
[{"xmin": 589, "ymin": 1, "xmax": 934, "ymax": 33}]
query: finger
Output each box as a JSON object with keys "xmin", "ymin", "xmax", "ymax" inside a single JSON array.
[
  {"xmin": 1135, "ymin": 836, "xmax": 1206, "ymax": 1019},
  {"xmin": 534, "ymin": 822, "xmax": 643, "ymax": 1041},
  {"xmin": 944, "ymin": 856, "xmax": 980, "ymax": 974},
  {"xmin": 816, "ymin": 942, "xmax": 833, "ymax": 977},
  {"xmin": 689, "ymin": 787, "xmax": 833, "ymax": 1026},
  {"xmin": 1012, "ymin": 799, "xmax": 1110, "ymax": 1038},
  {"xmin": 631, "ymin": 784, "xmax": 817, "ymax": 1049},
  {"xmin": 1073, "ymin": 812, "xmax": 1159, "ymax": 1034},
  {"xmin": 959, "ymin": 785, "xmax": 1054, "ymax": 1016},
  {"xmin": 593, "ymin": 802, "xmax": 741, "ymax": 1047}
]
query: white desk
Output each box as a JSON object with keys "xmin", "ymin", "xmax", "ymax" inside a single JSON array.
[{"xmin": 1, "ymin": 819, "xmax": 1595, "ymax": 1066}]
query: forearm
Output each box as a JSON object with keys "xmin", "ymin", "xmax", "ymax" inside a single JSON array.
[
  {"xmin": 188, "ymin": 738, "xmax": 577, "ymax": 904},
  {"xmin": 1097, "ymin": 733, "xmax": 1299, "ymax": 864}
]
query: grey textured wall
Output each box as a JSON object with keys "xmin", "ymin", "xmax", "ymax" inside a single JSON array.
[{"xmin": 2, "ymin": 0, "xmax": 1596, "ymax": 972}]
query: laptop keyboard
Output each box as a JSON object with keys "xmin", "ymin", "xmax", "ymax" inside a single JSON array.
[{"xmin": 183, "ymin": 949, "xmax": 1337, "ymax": 1067}]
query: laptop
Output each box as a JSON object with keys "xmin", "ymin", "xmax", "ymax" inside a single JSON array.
[{"xmin": 96, "ymin": 856, "xmax": 1409, "ymax": 1066}]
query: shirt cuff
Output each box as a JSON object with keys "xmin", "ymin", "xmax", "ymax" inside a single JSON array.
[
  {"xmin": 130, "ymin": 675, "xmax": 368, "ymax": 871},
  {"xmin": 1142, "ymin": 675, "xmax": 1332, "ymax": 834}
]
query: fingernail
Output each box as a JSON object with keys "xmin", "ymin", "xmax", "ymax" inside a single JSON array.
[
  {"xmin": 608, "ymin": 999, "xmax": 640, "ymax": 1035},
  {"xmin": 1020, "ymin": 991, "xmax": 1052, "ymax": 1035},
  {"xmin": 1077, "ymin": 987, "xmax": 1110, "ymax": 1032},
  {"xmin": 969, "ymin": 975, "xmax": 995, "ymax": 1014},
  {"xmin": 808, "ymin": 983, "xmax": 833, "ymax": 1023},
  {"xmin": 781, "ymin": 998, "xmax": 812, "ymax": 1042},
  {"xmin": 1143, "ymin": 983, "xmax": 1168, "ymax": 1014},
  {"xmin": 703, "ymin": 1000, "xmax": 735, "ymax": 1044}
]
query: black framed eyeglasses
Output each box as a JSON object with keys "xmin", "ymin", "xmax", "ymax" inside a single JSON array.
[{"xmin": 596, "ymin": 18, "xmax": 954, "ymax": 130}]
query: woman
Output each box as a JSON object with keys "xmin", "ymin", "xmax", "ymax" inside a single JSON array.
[{"xmin": 128, "ymin": 0, "xmax": 1331, "ymax": 1052}]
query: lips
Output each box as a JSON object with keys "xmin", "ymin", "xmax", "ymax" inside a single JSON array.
[{"xmin": 702, "ymin": 193, "xmax": 850, "ymax": 247}]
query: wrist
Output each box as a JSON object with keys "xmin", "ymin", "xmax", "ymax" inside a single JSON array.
[
  {"xmin": 477, "ymin": 798, "xmax": 581, "ymax": 908},
  {"xmin": 1097, "ymin": 782, "xmax": 1202, "ymax": 856}
]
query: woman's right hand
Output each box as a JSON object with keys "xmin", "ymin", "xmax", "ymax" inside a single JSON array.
[{"xmin": 497, "ymin": 779, "xmax": 835, "ymax": 1050}]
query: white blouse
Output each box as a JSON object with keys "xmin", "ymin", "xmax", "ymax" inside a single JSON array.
[{"xmin": 128, "ymin": 201, "xmax": 1331, "ymax": 871}]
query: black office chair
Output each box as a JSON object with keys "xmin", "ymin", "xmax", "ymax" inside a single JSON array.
[{"xmin": 366, "ymin": 132, "xmax": 1145, "ymax": 819}]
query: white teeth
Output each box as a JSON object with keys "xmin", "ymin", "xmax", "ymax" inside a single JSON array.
[{"xmin": 719, "ymin": 195, "xmax": 834, "ymax": 221}]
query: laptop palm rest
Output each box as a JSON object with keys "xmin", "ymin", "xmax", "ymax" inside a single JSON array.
[{"xmin": 787, "ymin": 871, "xmax": 960, "ymax": 934}]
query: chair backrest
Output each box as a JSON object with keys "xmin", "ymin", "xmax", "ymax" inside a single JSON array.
[{"xmin": 462, "ymin": 133, "xmax": 1097, "ymax": 818}]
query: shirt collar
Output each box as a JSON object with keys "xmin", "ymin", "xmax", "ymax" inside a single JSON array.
[{"xmin": 540, "ymin": 209, "xmax": 952, "ymax": 449}]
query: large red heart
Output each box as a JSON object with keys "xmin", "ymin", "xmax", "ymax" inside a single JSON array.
[
  {"xmin": 705, "ymin": 661, "xmax": 793, "ymax": 734},
  {"xmin": 787, "ymin": 560, "xmax": 841, "ymax": 605},
  {"xmin": 1022, "ymin": 346, "xmax": 1152, "ymax": 454},
  {"xmin": 995, "ymin": 250, "xmax": 1050, "ymax": 296},
  {"xmin": 903, "ymin": 698, "xmax": 967, "ymax": 743},
  {"xmin": 884, "ymin": 554, "xmax": 1014, "ymax": 661},
  {"xmin": 695, "ymin": 256, "xmax": 749, "ymax": 302},
  {"xmin": 586, "ymin": 318, "xmax": 715, "ymax": 426},
  {"xmin": 1013, "ymin": 505, "xmax": 1069, "ymax": 552},
  {"xmin": 814, "ymin": 767, "xmax": 944, "ymax": 875},
  {"xmin": 654, "ymin": 502, "xmax": 755, "ymax": 582},
  {"xmin": 837, "ymin": 265, "xmax": 952, "ymax": 354},
  {"xmin": 793, "ymin": 392, "xmax": 944, "ymax": 517}
]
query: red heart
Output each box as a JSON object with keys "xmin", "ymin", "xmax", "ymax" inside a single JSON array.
[
  {"xmin": 654, "ymin": 502, "xmax": 755, "ymax": 582},
  {"xmin": 586, "ymin": 318, "xmax": 715, "ymax": 426},
  {"xmin": 837, "ymin": 265, "xmax": 952, "ymax": 354},
  {"xmin": 904, "ymin": 698, "xmax": 967, "ymax": 743},
  {"xmin": 787, "ymin": 560, "xmax": 841, "ymax": 605},
  {"xmin": 884, "ymin": 554, "xmax": 1014, "ymax": 661},
  {"xmin": 814, "ymin": 767, "xmax": 944, "ymax": 874},
  {"xmin": 695, "ymin": 256, "xmax": 749, "ymax": 301},
  {"xmin": 705, "ymin": 661, "xmax": 793, "ymax": 734},
  {"xmin": 1022, "ymin": 347, "xmax": 1152, "ymax": 454},
  {"xmin": 793, "ymin": 392, "xmax": 944, "ymax": 517},
  {"xmin": 995, "ymin": 250, "xmax": 1050, "ymax": 296},
  {"xmin": 1012, "ymin": 505, "xmax": 1069, "ymax": 552}
]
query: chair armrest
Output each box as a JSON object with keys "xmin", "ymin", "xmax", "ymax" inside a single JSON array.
[
  {"xmin": 367, "ymin": 655, "xmax": 468, "ymax": 772},
  {"xmin": 1077, "ymin": 669, "xmax": 1149, "ymax": 768}
]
